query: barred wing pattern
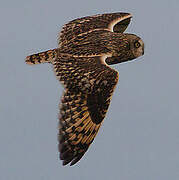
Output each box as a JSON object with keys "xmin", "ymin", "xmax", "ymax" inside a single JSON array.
[
  {"xmin": 59, "ymin": 12, "xmax": 132, "ymax": 45},
  {"xmin": 53, "ymin": 54, "xmax": 119, "ymax": 165}
]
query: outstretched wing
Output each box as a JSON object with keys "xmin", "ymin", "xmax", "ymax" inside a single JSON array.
[
  {"xmin": 54, "ymin": 55, "xmax": 119, "ymax": 166},
  {"xmin": 59, "ymin": 12, "xmax": 132, "ymax": 45}
]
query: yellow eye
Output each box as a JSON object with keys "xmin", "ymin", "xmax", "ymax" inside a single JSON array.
[{"xmin": 134, "ymin": 41, "xmax": 141, "ymax": 48}]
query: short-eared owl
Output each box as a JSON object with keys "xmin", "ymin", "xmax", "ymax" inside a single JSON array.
[{"xmin": 26, "ymin": 12, "xmax": 144, "ymax": 166}]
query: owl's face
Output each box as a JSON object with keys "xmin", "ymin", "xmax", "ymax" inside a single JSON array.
[
  {"xmin": 128, "ymin": 36, "xmax": 144, "ymax": 59},
  {"xmin": 107, "ymin": 33, "xmax": 144, "ymax": 64}
]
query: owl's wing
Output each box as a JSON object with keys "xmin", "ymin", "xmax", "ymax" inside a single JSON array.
[
  {"xmin": 55, "ymin": 55, "xmax": 119, "ymax": 166},
  {"xmin": 59, "ymin": 12, "xmax": 132, "ymax": 44}
]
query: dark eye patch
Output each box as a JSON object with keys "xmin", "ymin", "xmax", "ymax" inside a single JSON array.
[{"xmin": 134, "ymin": 41, "xmax": 141, "ymax": 48}]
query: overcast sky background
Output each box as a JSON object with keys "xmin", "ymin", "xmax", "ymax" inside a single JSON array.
[{"xmin": 0, "ymin": 0, "xmax": 179, "ymax": 179}]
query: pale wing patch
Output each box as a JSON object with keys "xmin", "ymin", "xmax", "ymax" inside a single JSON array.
[{"xmin": 100, "ymin": 54, "xmax": 112, "ymax": 66}]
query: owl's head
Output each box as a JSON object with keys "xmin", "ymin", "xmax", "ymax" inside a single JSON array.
[
  {"xmin": 125, "ymin": 34, "xmax": 144, "ymax": 59},
  {"xmin": 106, "ymin": 33, "xmax": 144, "ymax": 65}
]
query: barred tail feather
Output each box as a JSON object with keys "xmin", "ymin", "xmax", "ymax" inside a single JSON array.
[{"xmin": 25, "ymin": 49, "xmax": 57, "ymax": 65}]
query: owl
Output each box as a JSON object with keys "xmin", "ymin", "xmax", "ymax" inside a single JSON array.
[{"xmin": 26, "ymin": 12, "xmax": 144, "ymax": 166}]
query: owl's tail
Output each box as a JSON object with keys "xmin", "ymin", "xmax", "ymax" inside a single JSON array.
[{"xmin": 25, "ymin": 49, "xmax": 57, "ymax": 65}]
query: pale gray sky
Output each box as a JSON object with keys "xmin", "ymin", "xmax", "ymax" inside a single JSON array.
[{"xmin": 0, "ymin": 0, "xmax": 179, "ymax": 179}]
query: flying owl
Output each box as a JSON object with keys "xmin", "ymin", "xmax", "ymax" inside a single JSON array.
[{"xmin": 26, "ymin": 12, "xmax": 144, "ymax": 166}]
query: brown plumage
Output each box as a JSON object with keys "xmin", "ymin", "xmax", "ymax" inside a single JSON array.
[{"xmin": 25, "ymin": 12, "xmax": 144, "ymax": 166}]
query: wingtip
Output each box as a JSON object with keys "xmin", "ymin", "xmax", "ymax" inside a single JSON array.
[
  {"xmin": 123, "ymin": 12, "xmax": 133, "ymax": 19},
  {"xmin": 113, "ymin": 12, "xmax": 132, "ymax": 17},
  {"xmin": 120, "ymin": 12, "xmax": 133, "ymax": 19}
]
